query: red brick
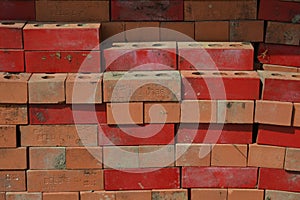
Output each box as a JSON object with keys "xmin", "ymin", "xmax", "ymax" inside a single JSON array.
[
  {"xmin": 182, "ymin": 167, "xmax": 258, "ymax": 188},
  {"xmin": 0, "ymin": 148, "xmax": 26, "ymax": 169},
  {"xmin": 23, "ymin": 23, "xmax": 100, "ymax": 51},
  {"xmin": 179, "ymin": 43, "xmax": 254, "ymax": 70},
  {"xmin": 0, "ymin": 125, "xmax": 16, "ymax": 147},
  {"xmin": 81, "ymin": 191, "xmax": 116, "ymax": 200},
  {"xmin": 285, "ymin": 147, "xmax": 300, "ymax": 171},
  {"xmin": 177, "ymin": 124, "xmax": 253, "ymax": 144},
  {"xmin": 0, "ymin": 104, "xmax": 27, "ymax": 125},
  {"xmin": 66, "ymin": 147, "xmax": 102, "ymax": 169},
  {"xmin": 0, "ymin": 1, "xmax": 35, "ymax": 20},
  {"xmin": 103, "ymin": 42, "xmax": 177, "ymax": 71},
  {"xmin": 0, "ymin": 193, "xmax": 3, "ymax": 200},
  {"xmin": 176, "ymin": 144, "xmax": 211, "ymax": 167},
  {"xmin": 103, "ymin": 71, "xmax": 181, "ymax": 102},
  {"xmin": 263, "ymin": 64, "xmax": 299, "ymax": 73},
  {"xmin": 43, "ymin": 192, "xmax": 79, "ymax": 200},
  {"xmin": 29, "ymin": 147, "xmax": 66, "ymax": 170},
  {"xmin": 106, "ymin": 103, "xmax": 143, "ymax": 125},
  {"xmin": 29, "ymin": 104, "xmax": 106, "ymax": 124},
  {"xmin": 181, "ymin": 71, "xmax": 259, "ymax": 99},
  {"xmin": 21, "ymin": 125, "xmax": 98, "ymax": 147},
  {"xmin": 227, "ymin": 189, "xmax": 264, "ymax": 200},
  {"xmin": 36, "ymin": 1, "xmax": 109, "ymax": 22},
  {"xmin": 0, "ymin": 22, "xmax": 24, "ymax": 48},
  {"xmin": 101, "ymin": 22, "xmax": 125, "ymax": 42},
  {"xmin": 265, "ymin": 190, "xmax": 300, "ymax": 200},
  {"xmin": 152, "ymin": 189, "xmax": 188, "ymax": 200},
  {"xmin": 125, "ymin": 22, "xmax": 160, "ymax": 42},
  {"xmin": 160, "ymin": 22, "xmax": 195, "ymax": 41},
  {"xmin": 111, "ymin": 0, "xmax": 183, "ymax": 21},
  {"xmin": 27, "ymin": 170, "xmax": 104, "ymax": 192},
  {"xmin": 0, "ymin": 73, "xmax": 30, "ymax": 103},
  {"xmin": 139, "ymin": 145, "xmax": 175, "ymax": 168},
  {"xmin": 99, "ymin": 124, "xmax": 174, "ymax": 146},
  {"xmin": 248, "ymin": 144, "xmax": 285, "ymax": 169},
  {"xmin": 211, "ymin": 144, "xmax": 247, "ymax": 167},
  {"xmin": 104, "ymin": 168, "xmax": 180, "ymax": 190},
  {"xmin": 25, "ymin": 51, "xmax": 101, "ymax": 73},
  {"xmin": 181, "ymin": 100, "xmax": 217, "ymax": 123},
  {"xmin": 0, "ymin": 49, "xmax": 24, "ymax": 72},
  {"xmin": 259, "ymin": 168, "xmax": 300, "ymax": 192},
  {"xmin": 103, "ymin": 146, "xmax": 139, "ymax": 169},
  {"xmin": 191, "ymin": 189, "xmax": 227, "ymax": 200},
  {"xmin": 257, "ymin": 43, "xmax": 300, "ymax": 67},
  {"xmin": 144, "ymin": 102, "xmax": 180, "ymax": 123},
  {"xmin": 6, "ymin": 192, "xmax": 42, "ymax": 200},
  {"xmin": 184, "ymin": 1, "xmax": 257, "ymax": 20},
  {"xmin": 266, "ymin": 22, "xmax": 300, "ymax": 46},
  {"xmin": 116, "ymin": 190, "xmax": 151, "ymax": 200},
  {"xmin": 0, "ymin": 171, "xmax": 26, "ymax": 192},
  {"xmin": 195, "ymin": 21, "xmax": 229, "ymax": 42},
  {"xmin": 230, "ymin": 20, "xmax": 264, "ymax": 42}
]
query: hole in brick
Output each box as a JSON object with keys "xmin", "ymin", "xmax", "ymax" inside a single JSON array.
[
  {"xmin": 77, "ymin": 23, "xmax": 85, "ymax": 27},
  {"xmin": 242, "ymin": 42, "xmax": 250, "ymax": 45},
  {"xmin": 112, "ymin": 44, "xmax": 124, "ymax": 47},
  {"xmin": 132, "ymin": 44, "xmax": 139, "ymax": 47},
  {"xmin": 41, "ymin": 75, "xmax": 55, "ymax": 79},
  {"xmin": 56, "ymin": 24, "xmax": 66, "ymax": 27},
  {"xmin": 156, "ymin": 73, "xmax": 169, "ymax": 77},
  {"xmin": 152, "ymin": 43, "xmax": 163, "ymax": 47},
  {"xmin": 292, "ymin": 75, "xmax": 300, "ymax": 78},
  {"xmin": 1, "ymin": 22, "xmax": 15, "ymax": 25},
  {"xmin": 134, "ymin": 74, "xmax": 146, "ymax": 77},
  {"xmin": 3, "ymin": 74, "xmax": 20, "ymax": 80},
  {"xmin": 208, "ymin": 44, "xmax": 223, "ymax": 47},
  {"xmin": 192, "ymin": 72, "xmax": 205, "ymax": 75},
  {"xmin": 234, "ymin": 72, "xmax": 248, "ymax": 75},
  {"xmin": 34, "ymin": 24, "xmax": 43, "ymax": 27},
  {"xmin": 78, "ymin": 75, "xmax": 91, "ymax": 79},
  {"xmin": 271, "ymin": 73, "xmax": 284, "ymax": 77},
  {"xmin": 188, "ymin": 43, "xmax": 201, "ymax": 47},
  {"xmin": 229, "ymin": 44, "xmax": 243, "ymax": 47},
  {"xmin": 212, "ymin": 72, "xmax": 227, "ymax": 76}
]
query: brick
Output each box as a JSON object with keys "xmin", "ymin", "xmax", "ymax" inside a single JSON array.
[
  {"xmin": 81, "ymin": 191, "xmax": 116, "ymax": 200},
  {"xmin": 230, "ymin": 20, "xmax": 264, "ymax": 42},
  {"xmin": 217, "ymin": 100, "xmax": 254, "ymax": 123},
  {"xmin": 181, "ymin": 100, "xmax": 217, "ymax": 123},
  {"xmin": 106, "ymin": 103, "xmax": 143, "ymax": 125},
  {"xmin": 152, "ymin": 189, "xmax": 188, "ymax": 200},
  {"xmin": 255, "ymin": 100, "xmax": 293, "ymax": 126},
  {"xmin": 66, "ymin": 147, "xmax": 102, "ymax": 169},
  {"xmin": 0, "ymin": 1, "xmax": 35, "ymax": 20},
  {"xmin": 195, "ymin": 21, "xmax": 229, "ymax": 42},
  {"xmin": 116, "ymin": 190, "xmax": 151, "ymax": 200},
  {"xmin": 0, "ymin": 171, "xmax": 25, "ymax": 191},
  {"xmin": 294, "ymin": 103, "xmax": 300, "ymax": 126},
  {"xmin": 0, "ymin": 193, "xmax": 3, "ymax": 200},
  {"xmin": 29, "ymin": 147, "xmax": 66, "ymax": 170},
  {"xmin": 248, "ymin": 144, "xmax": 285, "ymax": 169},
  {"xmin": 0, "ymin": 73, "xmax": 30, "ymax": 103},
  {"xmin": 25, "ymin": 51, "xmax": 101, "ymax": 73},
  {"xmin": 179, "ymin": 43, "xmax": 254, "ymax": 70},
  {"xmin": 6, "ymin": 192, "xmax": 42, "ymax": 200},
  {"xmin": 21, "ymin": 125, "xmax": 98, "ymax": 147},
  {"xmin": 66, "ymin": 73, "xmax": 102, "ymax": 104},
  {"xmin": 101, "ymin": 22, "xmax": 125, "ymax": 42},
  {"xmin": 211, "ymin": 144, "xmax": 247, "ymax": 167},
  {"xmin": 263, "ymin": 64, "xmax": 299, "ymax": 73},
  {"xmin": 29, "ymin": 73, "xmax": 67, "ymax": 104},
  {"xmin": 144, "ymin": 102, "xmax": 180, "ymax": 123},
  {"xmin": 184, "ymin": 1, "xmax": 257, "ymax": 21},
  {"xmin": 265, "ymin": 190, "xmax": 300, "ymax": 200},
  {"xmin": 36, "ymin": 1, "xmax": 109, "ymax": 22},
  {"xmin": 0, "ymin": 22, "xmax": 24, "ymax": 48},
  {"xmin": 0, "ymin": 49, "xmax": 24, "ymax": 72},
  {"xmin": 104, "ymin": 168, "xmax": 180, "ymax": 190},
  {"xmin": 0, "ymin": 104, "xmax": 27, "ymax": 125},
  {"xmin": 27, "ymin": 170, "xmax": 103, "ymax": 192},
  {"xmin": 177, "ymin": 124, "xmax": 253, "ymax": 144},
  {"xmin": 285, "ymin": 147, "xmax": 300, "ymax": 171},
  {"xmin": 111, "ymin": 0, "xmax": 183, "ymax": 21},
  {"xmin": 125, "ymin": 22, "xmax": 160, "ymax": 42},
  {"xmin": 0, "ymin": 148, "xmax": 26, "ymax": 169},
  {"xmin": 259, "ymin": 168, "xmax": 300, "ymax": 192},
  {"xmin": 191, "ymin": 189, "xmax": 227, "ymax": 200},
  {"xmin": 160, "ymin": 22, "xmax": 195, "ymax": 41},
  {"xmin": 258, "ymin": 43, "xmax": 300, "ymax": 67},
  {"xmin": 266, "ymin": 22, "xmax": 300, "ymax": 46},
  {"xmin": 0, "ymin": 125, "xmax": 16, "ymax": 147},
  {"xmin": 43, "ymin": 192, "xmax": 79, "ymax": 200},
  {"xmin": 99, "ymin": 124, "xmax": 174, "ymax": 146},
  {"xmin": 176, "ymin": 144, "xmax": 211, "ymax": 167},
  {"xmin": 29, "ymin": 104, "xmax": 106, "ymax": 124},
  {"xmin": 23, "ymin": 23, "xmax": 100, "ymax": 51},
  {"xmin": 227, "ymin": 189, "xmax": 264, "ymax": 200},
  {"xmin": 181, "ymin": 71, "xmax": 259, "ymax": 99},
  {"xmin": 103, "ymin": 42, "xmax": 177, "ymax": 71},
  {"xmin": 182, "ymin": 167, "xmax": 258, "ymax": 188},
  {"xmin": 139, "ymin": 145, "xmax": 175, "ymax": 168},
  {"xmin": 103, "ymin": 146, "xmax": 139, "ymax": 169}
]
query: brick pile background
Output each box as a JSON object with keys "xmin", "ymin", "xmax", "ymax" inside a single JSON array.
[{"xmin": 0, "ymin": 0, "xmax": 299, "ymax": 200}]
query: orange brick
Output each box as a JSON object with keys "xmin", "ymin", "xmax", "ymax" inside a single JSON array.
[
  {"xmin": 139, "ymin": 145, "xmax": 175, "ymax": 167},
  {"xmin": 248, "ymin": 144, "xmax": 285, "ymax": 169},
  {"xmin": 144, "ymin": 102, "xmax": 180, "ymax": 123},
  {"xmin": 160, "ymin": 22, "xmax": 195, "ymax": 41},
  {"xmin": 66, "ymin": 147, "xmax": 102, "ymax": 169},
  {"xmin": 285, "ymin": 147, "xmax": 300, "ymax": 171},
  {"xmin": 0, "ymin": 125, "xmax": 16, "ymax": 147},
  {"xmin": 255, "ymin": 100, "xmax": 293, "ymax": 126},
  {"xmin": 176, "ymin": 144, "xmax": 211, "ymax": 167},
  {"xmin": 106, "ymin": 103, "xmax": 143, "ymax": 125},
  {"xmin": 0, "ymin": 148, "xmax": 26, "ymax": 169},
  {"xmin": 230, "ymin": 20, "xmax": 264, "ymax": 42},
  {"xmin": 0, "ymin": 171, "xmax": 26, "ymax": 191},
  {"xmin": 191, "ymin": 189, "xmax": 227, "ymax": 200},
  {"xmin": 66, "ymin": 73, "xmax": 102, "ymax": 104},
  {"xmin": 125, "ymin": 22, "xmax": 160, "ymax": 42},
  {"xmin": 217, "ymin": 100, "xmax": 254, "ymax": 123},
  {"xmin": 81, "ymin": 191, "xmax": 116, "ymax": 200},
  {"xmin": 265, "ymin": 190, "xmax": 300, "ymax": 200},
  {"xmin": 43, "ymin": 192, "xmax": 79, "ymax": 200},
  {"xmin": 29, "ymin": 147, "xmax": 65, "ymax": 170},
  {"xmin": 116, "ymin": 190, "xmax": 151, "ymax": 200},
  {"xmin": 294, "ymin": 103, "xmax": 300, "ymax": 127},
  {"xmin": 228, "ymin": 189, "xmax": 264, "ymax": 200},
  {"xmin": 211, "ymin": 144, "xmax": 247, "ymax": 167},
  {"xmin": 263, "ymin": 64, "xmax": 299, "ymax": 73},
  {"xmin": 29, "ymin": 73, "xmax": 67, "ymax": 104},
  {"xmin": 101, "ymin": 22, "xmax": 125, "ymax": 42},
  {"xmin": 0, "ymin": 73, "xmax": 30, "ymax": 103},
  {"xmin": 6, "ymin": 192, "xmax": 42, "ymax": 200},
  {"xmin": 195, "ymin": 21, "xmax": 229, "ymax": 41},
  {"xmin": 0, "ymin": 105, "xmax": 27, "ymax": 125},
  {"xmin": 103, "ymin": 146, "xmax": 139, "ymax": 168},
  {"xmin": 152, "ymin": 189, "xmax": 188, "ymax": 200},
  {"xmin": 181, "ymin": 100, "xmax": 217, "ymax": 123}
]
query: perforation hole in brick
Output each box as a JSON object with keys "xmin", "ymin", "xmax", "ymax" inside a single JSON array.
[
  {"xmin": 192, "ymin": 72, "xmax": 205, "ymax": 75},
  {"xmin": 3, "ymin": 74, "xmax": 20, "ymax": 80},
  {"xmin": 1, "ymin": 22, "xmax": 15, "ymax": 25},
  {"xmin": 41, "ymin": 75, "xmax": 55, "ymax": 79}
]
